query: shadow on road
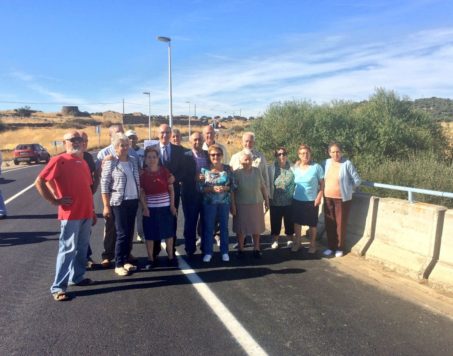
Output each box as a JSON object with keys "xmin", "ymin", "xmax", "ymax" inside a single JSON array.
[
  {"xmin": 0, "ymin": 178, "xmax": 15, "ymax": 185},
  {"xmin": 70, "ymin": 266, "xmax": 306, "ymax": 298},
  {"xmin": 4, "ymin": 214, "xmax": 57, "ymax": 220},
  {"xmin": 0, "ymin": 231, "xmax": 59, "ymax": 246}
]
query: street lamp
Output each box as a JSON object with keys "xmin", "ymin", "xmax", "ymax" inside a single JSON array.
[
  {"xmin": 157, "ymin": 36, "xmax": 173, "ymax": 127},
  {"xmin": 143, "ymin": 91, "xmax": 151, "ymax": 139},
  {"xmin": 185, "ymin": 100, "xmax": 191, "ymax": 137}
]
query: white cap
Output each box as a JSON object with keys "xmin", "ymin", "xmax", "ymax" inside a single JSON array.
[{"xmin": 125, "ymin": 130, "xmax": 138, "ymax": 137}]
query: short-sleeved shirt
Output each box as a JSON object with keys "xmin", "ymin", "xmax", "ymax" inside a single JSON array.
[
  {"xmin": 200, "ymin": 165, "xmax": 236, "ymax": 204},
  {"xmin": 292, "ymin": 163, "xmax": 324, "ymax": 202},
  {"xmin": 39, "ymin": 153, "xmax": 93, "ymax": 220},
  {"xmin": 272, "ymin": 162, "xmax": 295, "ymax": 206},
  {"xmin": 140, "ymin": 167, "xmax": 171, "ymax": 207},
  {"xmin": 234, "ymin": 167, "xmax": 264, "ymax": 205}
]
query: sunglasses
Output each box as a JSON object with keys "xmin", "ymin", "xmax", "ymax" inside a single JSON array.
[
  {"xmin": 210, "ymin": 153, "xmax": 222, "ymax": 157},
  {"xmin": 66, "ymin": 137, "xmax": 83, "ymax": 143},
  {"xmin": 277, "ymin": 152, "xmax": 287, "ymax": 157}
]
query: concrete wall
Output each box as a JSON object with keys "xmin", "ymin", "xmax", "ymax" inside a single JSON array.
[
  {"xmin": 363, "ymin": 198, "xmax": 446, "ymax": 280},
  {"xmin": 429, "ymin": 209, "xmax": 453, "ymax": 292},
  {"xmin": 265, "ymin": 193, "xmax": 453, "ymax": 291}
]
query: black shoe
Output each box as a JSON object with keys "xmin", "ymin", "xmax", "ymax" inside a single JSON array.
[
  {"xmin": 145, "ymin": 260, "xmax": 158, "ymax": 270},
  {"xmin": 253, "ymin": 250, "xmax": 262, "ymax": 259},
  {"xmin": 168, "ymin": 258, "xmax": 179, "ymax": 268}
]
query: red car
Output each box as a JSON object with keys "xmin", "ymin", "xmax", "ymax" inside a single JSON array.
[{"xmin": 13, "ymin": 144, "xmax": 51, "ymax": 165}]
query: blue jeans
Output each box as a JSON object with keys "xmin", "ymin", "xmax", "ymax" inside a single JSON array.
[
  {"xmin": 50, "ymin": 219, "xmax": 92, "ymax": 293},
  {"xmin": 202, "ymin": 203, "xmax": 230, "ymax": 256},
  {"xmin": 182, "ymin": 193, "xmax": 203, "ymax": 255},
  {"xmin": 112, "ymin": 199, "xmax": 138, "ymax": 267},
  {"xmin": 0, "ymin": 190, "xmax": 6, "ymax": 217}
]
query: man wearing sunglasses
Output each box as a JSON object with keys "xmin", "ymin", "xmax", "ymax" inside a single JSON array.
[{"xmin": 35, "ymin": 131, "xmax": 96, "ymax": 301}]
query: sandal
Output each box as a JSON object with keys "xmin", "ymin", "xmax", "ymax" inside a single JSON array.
[{"xmin": 52, "ymin": 291, "xmax": 70, "ymax": 302}]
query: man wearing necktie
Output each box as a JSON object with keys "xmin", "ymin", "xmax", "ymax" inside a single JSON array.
[{"xmin": 153, "ymin": 124, "xmax": 186, "ymax": 259}]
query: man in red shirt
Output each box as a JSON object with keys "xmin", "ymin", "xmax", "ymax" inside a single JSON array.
[{"xmin": 35, "ymin": 130, "xmax": 96, "ymax": 301}]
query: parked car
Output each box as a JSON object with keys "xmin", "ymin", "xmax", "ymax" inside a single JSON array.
[{"xmin": 13, "ymin": 144, "xmax": 50, "ymax": 165}]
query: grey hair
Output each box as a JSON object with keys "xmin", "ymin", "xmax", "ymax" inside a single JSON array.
[
  {"xmin": 112, "ymin": 133, "xmax": 129, "ymax": 148},
  {"xmin": 240, "ymin": 148, "xmax": 253, "ymax": 161},
  {"xmin": 242, "ymin": 131, "xmax": 255, "ymax": 141}
]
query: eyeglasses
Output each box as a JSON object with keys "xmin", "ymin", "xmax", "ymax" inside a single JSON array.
[
  {"xmin": 277, "ymin": 152, "xmax": 287, "ymax": 157},
  {"xmin": 65, "ymin": 137, "xmax": 83, "ymax": 143},
  {"xmin": 210, "ymin": 153, "xmax": 222, "ymax": 157}
]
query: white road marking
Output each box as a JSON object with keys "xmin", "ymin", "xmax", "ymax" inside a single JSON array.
[
  {"xmin": 4, "ymin": 183, "xmax": 35, "ymax": 204},
  {"xmin": 176, "ymin": 253, "xmax": 269, "ymax": 356}
]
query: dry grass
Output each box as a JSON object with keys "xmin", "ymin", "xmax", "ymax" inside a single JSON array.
[{"xmin": 0, "ymin": 119, "xmax": 249, "ymax": 165}]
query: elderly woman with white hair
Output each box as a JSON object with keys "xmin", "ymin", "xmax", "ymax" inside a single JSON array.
[
  {"xmin": 101, "ymin": 133, "xmax": 140, "ymax": 276},
  {"xmin": 233, "ymin": 149, "xmax": 270, "ymax": 258}
]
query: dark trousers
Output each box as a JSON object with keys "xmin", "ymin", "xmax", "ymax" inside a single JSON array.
[
  {"xmin": 182, "ymin": 193, "xmax": 203, "ymax": 255},
  {"xmin": 324, "ymin": 197, "xmax": 351, "ymax": 251},
  {"xmin": 112, "ymin": 199, "xmax": 138, "ymax": 267},
  {"xmin": 154, "ymin": 184, "xmax": 180, "ymax": 258},
  {"xmin": 270, "ymin": 204, "xmax": 294, "ymax": 236},
  {"xmin": 101, "ymin": 214, "xmax": 117, "ymax": 260}
]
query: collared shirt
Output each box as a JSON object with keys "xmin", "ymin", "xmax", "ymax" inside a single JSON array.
[{"xmin": 160, "ymin": 143, "xmax": 171, "ymax": 162}]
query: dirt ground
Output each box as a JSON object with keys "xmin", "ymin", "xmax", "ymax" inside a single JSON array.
[{"xmin": 328, "ymin": 252, "xmax": 453, "ymax": 320}]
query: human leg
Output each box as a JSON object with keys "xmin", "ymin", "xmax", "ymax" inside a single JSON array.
[
  {"xmin": 336, "ymin": 199, "xmax": 352, "ymax": 251},
  {"xmin": 218, "ymin": 203, "xmax": 230, "ymax": 256},
  {"xmin": 202, "ymin": 203, "xmax": 216, "ymax": 258},
  {"xmin": 50, "ymin": 220, "xmax": 80, "ymax": 294},
  {"xmin": 112, "ymin": 205, "xmax": 131, "ymax": 268},
  {"xmin": 101, "ymin": 214, "xmax": 116, "ymax": 262},
  {"xmin": 324, "ymin": 197, "xmax": 338, "ymax": 251},
  {"xmin": 71, "ymin": 218, "xmax": 92, "ymax": 284},
  {"xmin": 270, "ymin": 205, "xmax": 283, "ymax": 248}
]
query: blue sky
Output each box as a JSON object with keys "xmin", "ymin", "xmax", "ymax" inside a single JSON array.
[{"xmin": 1, "ymin": 0, "xmax": 453, "ymax": 117}]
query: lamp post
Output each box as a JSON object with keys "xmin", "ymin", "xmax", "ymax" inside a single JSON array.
[
  {"xmin": 143, "ymin": 91, "xmax": 151, "ymax": 139},
  {"xmin": 185, "ymin": 100, "xmax": 191, "ymax": 137},
  {"xmin": 157, "ymin": 36, "xmax": 173, "ymax": 127}
]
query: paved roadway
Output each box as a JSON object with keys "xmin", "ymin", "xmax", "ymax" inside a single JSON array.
[{"xmin": 1, "ymin": 164, "xmax": 453, "ymax": 356}]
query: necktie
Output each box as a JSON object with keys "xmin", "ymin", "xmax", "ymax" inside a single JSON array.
[{"xmin": 163, "ymin": 145, "xmax": 168, "ymax": 163}]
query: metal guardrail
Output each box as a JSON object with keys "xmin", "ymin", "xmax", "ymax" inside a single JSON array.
[{"xmin": 361, "ymin": 180, "xmax": 453, "ymax": 203}]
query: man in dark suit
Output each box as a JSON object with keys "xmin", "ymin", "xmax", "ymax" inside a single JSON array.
[
  {"xmin": 153, "ymin": 124, "xmax": 186, "ymax": 259},
  {"xmin": 181, "ymin": 132, "xmax": 210, "ymax": 257}
]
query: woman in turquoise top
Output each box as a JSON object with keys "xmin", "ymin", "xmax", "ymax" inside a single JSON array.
[
  {"xmin": 268, "ymin": 147, "xmax": 295, "ymax": 249},
  {"xmin": 291, "ymin": 144, "xmax": 324, "ymax": 253},
  {"xmin": 199, "ymin": 144, "xmax": 237, "ymax": 263}
]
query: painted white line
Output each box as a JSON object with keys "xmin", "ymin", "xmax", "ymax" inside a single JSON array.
[
  {"xmin": 4, "ymin": 183, "xmax": 35, "ymax": 204},
  {"xmin": 176, "ymin": 253, "xmax": 269, "ymax": 356}
]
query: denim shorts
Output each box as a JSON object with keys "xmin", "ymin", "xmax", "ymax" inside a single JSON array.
[{"xmin": 143, "ymin": 206, "xmax": 174, "ymax": 241}]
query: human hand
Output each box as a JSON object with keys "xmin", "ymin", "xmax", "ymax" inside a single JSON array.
[
  {"xmin": 54, "ymin": 196, "xmax": 72, "ymax": 205},
  {"xmin": 143, "ymin": 207, "xmax": 150, "ymax": 217},
  {"xmin": 103, "ymin": 206, "xmax": 111, "ymax": 219},
  {"xmin": 170, "ymin": 206, "xmax": 177, "ymax": 216},
  {"xmin": 92, "ymin": 211, "xmax": 97, "ymax": 226}
]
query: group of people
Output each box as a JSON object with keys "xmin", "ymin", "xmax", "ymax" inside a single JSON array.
[{"xmin": 35, "ymin": 123, "xmax": 361, "ymax": 301}]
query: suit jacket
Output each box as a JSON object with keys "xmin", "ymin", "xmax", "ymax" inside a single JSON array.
[
  {"xmin": 181, "ymin": 149, "xmax": 210, "ymax": 199},
  {"xmin": 153, "ymin": 143, "xmax": 186, "ymax": 183}
]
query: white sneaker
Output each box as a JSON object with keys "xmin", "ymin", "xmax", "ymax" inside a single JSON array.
[
  {"xmin": 222, "ymin": 253, "xmax": 230, "ymax": 262},
  {"xmin": 335, "ymin": 250, "xmax": 344, "ymax": 258},
  {"xmin": 136, "ymin": 235, "xmax": 144, "ymax": 242},
  {"xmin": 287, "ymin": 240, "xmax": 293, "ymax": 247},
  {"xmin": 323, "ymin": 249, "xmax": 333, "ymax": 256},
  {"xmin": 214, "ymin": 235, "xmax": 221, "ymax": 247},
  {"xmin": 203, "ymin": 254, "xmax": 212, "ymax": 263},
  {"xmin": 271, "ymin": 241, "xmax": 279, "ymax": 249}
]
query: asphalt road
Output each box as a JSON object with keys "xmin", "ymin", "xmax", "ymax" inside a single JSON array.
[{"xmin": 1, "ymin": 163, "xmax": 453, "ymax": 356}]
